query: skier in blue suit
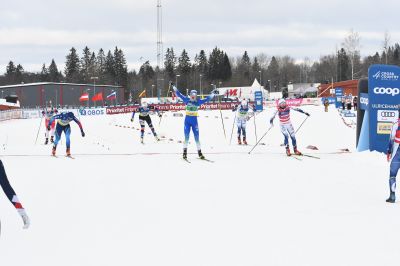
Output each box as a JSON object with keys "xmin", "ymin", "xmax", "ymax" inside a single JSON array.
[
  {"xmin": 172, "ymin": 83, "xmax": 218, "ymax": 159},
  {"xmin": 48, "ymin": 111, "xmax": 85, "ymax": 156}
]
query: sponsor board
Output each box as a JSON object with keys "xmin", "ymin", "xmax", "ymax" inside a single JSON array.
[
  {"xmin": 359, "ymin": 93, "xmax": 369, "ymax": 110},
  {"xmin": 274, "ymin": 98, "xmax": 303, "ymax": 107},
  {"xmin": 377, "ymin": 122, "xmax": 393, "ymax": 134},
  {"xmin": 377, "ymin": 110, "xmax": 399, "ymax": 123},
  {"xmin": 22, "ymin": 110, "xmax": 41, "ymax": 119},
  {"xmin": 79, "ymin": 108, "xmax": 106, "ymax": 116}
]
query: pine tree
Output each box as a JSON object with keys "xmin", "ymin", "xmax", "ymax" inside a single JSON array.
[
  {"xmin": 48, "ymin": 59, "xmax": 60, "ymax": 82},
  {"xmin": 65, "ymin": 47, "xmax": 81, "ymax": 82},
  {"xmin": 197, "ymin": 50, "xmax": 208, "ymax": 77},
  {"xmin": 81, "ymin": 46, "xmax": 92, "ymax": 83},
  {"xmin": 97, "ymin": 48, "xmax": 106, "ymax": 83},
  {"xmin": 267, "ymin": 56, "xmax": 280, "ymax": 92},
  {"xmin": 337, "ymin": 48, "xmax": 350, "ymax": 81},
  {"xmin": 221, "ymin": 53, "xmax": 232, "ymax": 81},
  {"xmin": 177, "ymin": 49, "xmax": 191, "ymax": 89},
  {"xmin": 40, "ymin": 64, "xmax": 49, "ymax": 81},
  {"xmin": 238, "ymin": 51, "xmax": 251, "ymax": 84},
  {"xmin": 164, "ymin": 48, "xmax": 176, "ymax": 81},
  {"xmin": 113, "ymin": 47, "xmax": 128, "ymax": 88},
  {"xmin": 104, "ymin": 50, "xmax": 115, "ymax": 84},
  {"xmin": 5, "ymin": 61, "xmax": 16, "ymax": 83},
  {"xmin": 252, "ymin": 57, "xmax": 261, "ymax": 82}
]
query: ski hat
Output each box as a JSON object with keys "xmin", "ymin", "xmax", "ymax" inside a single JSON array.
[
  {"xmin": 278, "ymin": 98, "xmax": 287, "ymax": 109},
  {"xmin": 190, "ymin": 90, "xmax": 197, "ymax": 101},
  {"xmin": 241, "ymin": 99, "xmax": 248, "ymax": 107}
]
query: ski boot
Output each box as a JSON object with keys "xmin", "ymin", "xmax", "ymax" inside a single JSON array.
[
  {"xmin": 243, "ymin": 137, "xmax": 248, "ymax": 145},
  {"xmin": 140, "ymin": 137, "xmax": 144, "ymax": 144},
  {"xmin": 45, "ymin": 138, "xmax": 49, "ymax": 145},
  {"xmin": 386, "ymin": 192, "xmax": 396, "ymax": 203},
  {"xmin": 51, "ymin": 146, "xmax": 56, "ymax": 156},
  {"xmin": 285, "ymin": 145, "xmax": 291, "ymax": 156},
  {"xmin": 238, "ymin": 137, "xmax": 242, "ymax": 145},
  {"xmin": 198, "ymin": 150, "xmax": 205, "ymax": 160},
  {"xmin": 50, "ymin": 136, "xmax": 54, "ymax": 143},
  {"xmin": 183, "ymin": 148, "xmax": 188, "ymax": 159},
  {"xmin": 66, "ymin": 148, "xmax": 71, "ymax": 157},
  {"xmin": 294, "ymin": 147, "xmax": 302, "ymax": 156}
]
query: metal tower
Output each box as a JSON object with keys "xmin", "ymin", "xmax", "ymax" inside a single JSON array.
[{"xmin": 157, "ymin": 0, "xmax": 164, "ymax": 98}]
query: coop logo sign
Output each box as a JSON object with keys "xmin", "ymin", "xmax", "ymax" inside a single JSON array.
[
  {"xmin": 372, "ymin": 71, "xmax": 399, "ymax": 81},
  {"xmin": 373, "ymin": 87, "xmax": 400, "ymax": 96},
  {"xmin": 360, "ymin": 96, "xmax": 368, "ymax": 106}
]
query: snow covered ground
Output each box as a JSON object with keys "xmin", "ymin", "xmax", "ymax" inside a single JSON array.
[{"xmin": 0, "ymin": 105, "xmax": 397, "ymax": 266}]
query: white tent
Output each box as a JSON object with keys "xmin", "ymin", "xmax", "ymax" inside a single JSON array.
[{"xmin": 218, "ymin": 79, "xmax": 268, "ymax": 101}]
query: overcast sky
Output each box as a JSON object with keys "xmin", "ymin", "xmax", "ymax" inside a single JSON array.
[{"xmin": 1, "ymin": 0, "xmax": 399, "ymax": 74}]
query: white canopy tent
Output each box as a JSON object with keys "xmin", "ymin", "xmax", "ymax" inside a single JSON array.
[{"xmin": 218, "ymin": 79, "xmax": 268, "ymax": 101}]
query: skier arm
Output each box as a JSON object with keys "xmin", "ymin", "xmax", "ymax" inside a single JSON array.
[
  {"xmin": 269, "ymin": 110, "xmax": 278, "ymax": 125},
  {"xmin": 173, "ymin": 86, "xmax": 189, "ymax": 104},
  {"xmin": 0, "ymin": 160, "xmax": 30, "ymax": 229},
  {"xmin": 47, "ymin": 114, "xmax": 60, "ymax": 128},
  {"xmin": 197, "ymin": 94, "xmax": 215, "ymax": 105},
  {"xmin": 292, "ymin": 107, "xmax": 310, "ymax": 116},
  {"xmin": 387, "ymin": 124, "xmax": 396, "ymax": 161}
]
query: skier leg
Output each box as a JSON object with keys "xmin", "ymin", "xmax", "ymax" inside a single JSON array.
[
  {"xmin": 242, "ymin": 122, "xmax": 247, "ymax": 145},
  {"xmin": 147, "ymin": 117, "xmax": 159, "ymax": 140},
  {"xmin": 193, "ymin": 121, "xmax": 204, "ymax": 159},
  {"xmin": 139, "ymin": 118, "xmax": 145, "ymax": 142},
  {"xmin": 65, "ymin": 125, "xmax": 71, "ymax": 155},
  {"xmin": 288, "ymin": 124, "xmax": 300, "ymax": 154},
  {"xmin": 387, "ymin": 150, "xmax": 400, "ymax": 202},
  {"xmin": 52, "ymin": 123, "xmax": 62, "ymax": 155},
  {"xmin": 237, "ymin": 120, "xmax": 242, "ymax": 144},
  {"xmin": 183, "ymin": 118, "xmax": 191, "ymax": 158},
  {"xmin": 280, "ymin": 124, "xmax": 290, "ymax": 156}
]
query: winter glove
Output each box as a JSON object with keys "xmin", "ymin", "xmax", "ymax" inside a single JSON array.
[
  {"xmin": 130, "ymin": 118, "xmax": 133, "ymax": 122},
  {"xmin": 305, "ymin": 112, "xmax": 310, "ymax": 116},
  {"xmin": 18, "ymin": 209, "xmax": 30, "ymax": 229},
  {"xmin": 81, "ymin": 129, "xmax": 85, "ymax": 137},
  {"xmin": 158, "ymin": 114, "xmax": 162, "ymax": 118},
  {"xmin": 387, "ymin": 153, "xmax": 392, "ymax": 162},
  {"xmin": 269, "ymin": 118, "xmax": 274, "ymax": 126},
  {"xmin": 211, "ymin": 89, "xmax": 219, "ymax": 95},
  {"xmin": 47, "ymin": 125, "xmax": 51, "ymax": 131}
]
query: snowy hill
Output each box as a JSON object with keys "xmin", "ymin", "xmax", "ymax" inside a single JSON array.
[{"xmin": 0, "ymin": 106, "xmax": 396, "ymax": 266}]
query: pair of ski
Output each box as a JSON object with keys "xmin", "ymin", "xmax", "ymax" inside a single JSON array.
[
  {"xmin": 52, "ymin": 155, "xmax": 75, "ymax": 159},
  {"xmin": 183, "ymin": 157, "xmax": 214, "ymax": 163},
  {"xmin": 287, "ymin": 154, "xmax": 320, "ymax": 160}
]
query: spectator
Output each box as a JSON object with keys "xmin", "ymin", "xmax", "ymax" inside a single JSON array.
[
  {"xmin": 324, "ymin": 98, "xmax": 329, "ymax": 112},
  {"xmin": 353, "ymin": 96, "xmax": 358, "ymax": 111},
  {"xmin": 341, "ymin": 97, "xmax": 345, "ymax": 110},
  {"xmin": 346, "ymin": 97, "xmax": 352, "ymax": 110}
]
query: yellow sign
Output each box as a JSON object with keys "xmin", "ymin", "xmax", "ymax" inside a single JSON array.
[{"xmin": 377, "ymin": 122, "xmax": 392, "ymax": 134}]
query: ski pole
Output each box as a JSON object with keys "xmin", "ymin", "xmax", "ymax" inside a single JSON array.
[
  {"xmin": 295, "ymin": 116, "xmax": 309, "ymax": 134},
  {"xmin": 248, "ymin": 125, "xmax": 273, "ymax": 154},
  {"xmin": 229, "ymin": 111, "xmax": 237, "ymax": 145},
  {"xmin": 215, "ymin": 88, "xmax": 226, "ymax": 140},
  {"xmin": 34, "ymin": 116, "xmax": 43, "ymax": 145},
  {"xmin": 253, "ymin": 111, "xmax": 258, "ymax": 143}
]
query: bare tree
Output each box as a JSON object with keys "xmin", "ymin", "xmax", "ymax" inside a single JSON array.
[
  {"xmin": 383, "ymin": 30, "xmax": 391, "ymax": 64},
  {"xmin": 342, "ymin": 29, "xmax": 361, "ymax": 80}
]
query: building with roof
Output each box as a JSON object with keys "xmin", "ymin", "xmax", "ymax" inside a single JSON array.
[{"xmin": 0, "ymin": 82, "xmax": 124, "ymax": 108}]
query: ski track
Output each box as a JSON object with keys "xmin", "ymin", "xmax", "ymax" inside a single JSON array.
[{"xmin": 0, "ymin": 106, "xmax": 397, "ymax": 266}]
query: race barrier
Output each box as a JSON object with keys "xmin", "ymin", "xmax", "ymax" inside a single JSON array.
[{"xmin": 0, "ymin": 109, "xmax": 23, "ymax": 121}]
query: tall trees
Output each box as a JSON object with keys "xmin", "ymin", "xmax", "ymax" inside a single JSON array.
[
  {"xmin": 342, "ymin": 29, "xmax": 361, "ymax": 80},
  {"xmin": 164, "ymin": 48, "xmax": 177, "ymax": 81},
  {"xmin": 65, "ymin": 47, "xmax": 81, "ymax": 82},
  {"xmin": 48, "ymin": 59, "xmax": 60, "ymax": 82},
  {"xmin": 177, "ymin": 49, "xmax": 191, "ymax": 88}
]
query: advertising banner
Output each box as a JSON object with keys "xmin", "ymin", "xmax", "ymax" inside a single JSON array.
[
  {"xmin": 254, "ymin": 91, "xmax": 263, "ymax": 111},
  {"xmin": 79, "ymin": 108, "xmax": 106, "ymax": 116},
  {"xmin": 368, "ymin": 64, "xmax": 400, "ymax": 152},
  {"xmin": 359, "ymin": 93, "xmax": 369, "ymax": 111},
  {"xmin": 335, "ymin": 88, "xmax": 344, "ymax": 108}
]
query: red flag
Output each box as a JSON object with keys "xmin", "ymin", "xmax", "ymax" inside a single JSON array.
[
  {"xmin": 92, "ymin": 92, "xmax": 103, "ymax": 102},
  {"xmin": 79, "ymin": 93, "xmax": 89, "ymax": 102}
]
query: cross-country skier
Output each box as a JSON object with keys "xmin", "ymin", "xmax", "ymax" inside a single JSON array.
[
  {"xmin": 386, "ymin": 112, "xmax": 400, "ymax": 203},
  {"xmin": 0, "ymin": 160, "xmax": 30, "ymax": 229},
  {"xmin": 42, "ymin": 108, "xmax": 58, "ymax": 145},
  {"xmin": 171, "ymin": 83, "xmax": 218, "ymax": 159},
  {"xmin": 232, "ymin": 99, "xmax": 254, "ymax": 145},
  {"xmin": 130, "ymin": 102, "xmax": 161, "ymax": 144},
  {"xmin": 47, "ymin": 111, "xmax": 85, "ymax": 156},
  {"xmin": 270, "ymin": 99, "xmax": 310, "ymax": 156}
]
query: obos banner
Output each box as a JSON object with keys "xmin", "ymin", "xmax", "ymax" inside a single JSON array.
[
  {"xmin": 368, "ymin": 64, "xmax": 400, "ymax": 152},
  {"xmin": 79, "ymin": 108, "xmax": 106, "ymax": 116}
]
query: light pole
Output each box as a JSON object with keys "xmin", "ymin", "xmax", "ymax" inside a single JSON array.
[
  {"xmin": 1, "ymin": 90, "xmax": 3, "ymax": 98},
  {"xmin": 176, "ymin": 74, "xmax": 180, "ymax": 89},
  {"xmin": 199, "ymin": 74, "xmax": 203, "ymax": 96},
  {"xmin": 91, "ymin": 76, "xmax": 99, "ymax": 107}
]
